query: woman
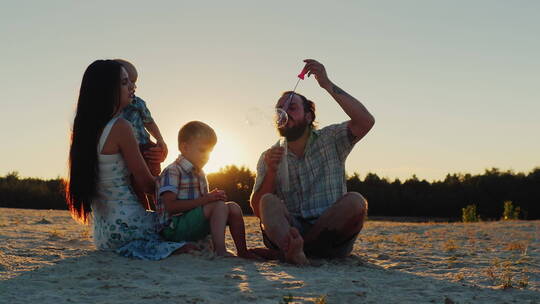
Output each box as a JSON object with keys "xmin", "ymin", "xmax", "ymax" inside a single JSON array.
[{"xmin": 66, "ymin": 60, "xmax": 185, "ymax": 259}]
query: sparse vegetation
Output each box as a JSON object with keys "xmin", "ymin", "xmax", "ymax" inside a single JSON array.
[
  {"xmin": 315, "ymin": 295, "xmax": 328, "ymax": 304},
  {"xmin": 49, "ymin": 229, "xmax": 65, "ymax": 239},
  {"xmin": 279, "ymin": 294, "xmax": 327, "ymax": 304},
  {"xmin": 504, "ymin": 241, "xmax": 528, "ymax": 254},
  {"xmin": 443, "ymin": 239, "xmax": 458, "ymax": 252},
  {"xmin": 485, "ymin": 257, "xmax": 530, "ymax": 289},
  {"xmin": 280, "ymin": 294, "xmax": 293, "ymax": 304},
  {"xmin": 462, "ymin": 205, "xmax": 480, "ymax": 222},
  {"xmin": 503, "ymin": 201, "xmax": 521, "ymax": 220}
]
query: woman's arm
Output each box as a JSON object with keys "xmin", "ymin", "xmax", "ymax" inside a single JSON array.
[{"xmin": 113, "ymin": 119, "xmax": 156, "ymax": 194}]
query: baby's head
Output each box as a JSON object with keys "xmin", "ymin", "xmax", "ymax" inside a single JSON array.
[
  {"xmin": 178, "ymin": 121, "xmax": 217, "ymax": 170},
  {"xmin": 114, "ymin": 59, "xmax": 138, "ymax": 84}
]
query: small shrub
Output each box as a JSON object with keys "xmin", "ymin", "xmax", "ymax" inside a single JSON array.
[
  {"xmin": 462, "ymin": 204, "xmax": 480, "ymax": 222},
  {"xmin": 443, "ymin": 239, "xmax": 458, "ymax": 252},
  {"xmin": 315, "ymin": 295, "xmax": 328, "ymax": 304},
  {"xmin": 504, "ymin": 241, "xmax": 528, "ymax": 254},
  {"xmin": 503, "ymin": 201, "xmax": 520, "ymax": 220},
  {"xmin": 280, "ymin": 294, "xmax": 293, "ymax": 304}
]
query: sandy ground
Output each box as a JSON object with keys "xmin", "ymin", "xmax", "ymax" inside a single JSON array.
[{"xmin": 0, "ymin": 208, "xmax": 539, "ymax": 304}]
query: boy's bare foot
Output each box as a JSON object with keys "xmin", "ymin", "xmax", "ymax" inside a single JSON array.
[
  {"xmin": 174, "ymin": 243, "xmax": 200, "ymax": 254},
  {"xmin": 284, "ymin": 228, "xmax": 309, "ymax": 266},
  {"xmin": 216, "ymin": 250, "xmax": 236, "ymax": 257},
  {"xmin": 247, "ymin": 248, "xmax": 281, "ymax": 260}
]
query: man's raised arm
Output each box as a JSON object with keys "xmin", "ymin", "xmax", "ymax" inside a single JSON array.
[{"xmin": 302, "ymin": 59, "xmax": 375, "ymax": 139}]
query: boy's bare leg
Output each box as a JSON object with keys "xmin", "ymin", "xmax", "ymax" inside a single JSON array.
[
  {"xmin": 260, "ymin": 194, "xmax": 308, "ymax": 265},
  {"xmin": 203, "ymin": 201, "xmax": 230, "ymax": 256},
  {"xmin": 225, "ymin": 202, "xmax": 259, "ymax": 259},
  {"xmin": 303, "ymin": 192, "xmax": 368, "ymax": 258}
]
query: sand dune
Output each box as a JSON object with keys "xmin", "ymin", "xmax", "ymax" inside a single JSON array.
[{"xmin": 0, "ymin": 208, "xmax": 538, "ymax": 303}]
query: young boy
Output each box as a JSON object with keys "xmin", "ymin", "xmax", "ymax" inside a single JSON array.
[
  {"xmin": 156, "ymin": 121, "xmax": 256, "ymax": 258},
  {"xmin": 114, "ymin": 59, "xmax": 167, "ymax": 210}
]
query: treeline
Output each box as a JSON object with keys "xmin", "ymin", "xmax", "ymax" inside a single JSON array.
[
  {"xmin": 1, "ymin": 167, "xmax": 539, "ymax": 220},
  {"xmin": 347, "ymin": 168, "xmax": 540, "ymax": 220},
  {"xmin": 0, "ymin": 172, "xmax": 66, "ymax": 210}
]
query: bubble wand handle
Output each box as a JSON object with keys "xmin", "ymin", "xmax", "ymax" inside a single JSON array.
[
  {"xmin": 278, "ymin": 67, "xmax": 306, "ymax": 192},
  {"xmin": 282, "ymin": 68, "xmax": 306, "ymax": 112},
  {"xmin": 279, "ymin": 137, "xmax": 289, "ymax": 192}
]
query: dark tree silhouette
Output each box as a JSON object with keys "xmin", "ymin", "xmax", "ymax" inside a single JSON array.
[
  {"xmin": 1, "ymin": 167, "xmax": 539, "ymax": 220},
  {"xmin": 207, "ymin": 165, "xmax": 255, "ymax": 215}
]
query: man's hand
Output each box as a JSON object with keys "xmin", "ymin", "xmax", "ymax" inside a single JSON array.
[
  {"xmin": 264, "ymin": 147, "xmax": 285, "ymax": 173},
  {"xmin": 302, "ymin": 59, "xmax": 332, "ymax": 90},
  {"xmin": 202, "ymin": 189, "xmax": 227, "ymax": 204},
  {"xmin": 156, "ymin": 139, "xmax": 168, "ymax": 162}
]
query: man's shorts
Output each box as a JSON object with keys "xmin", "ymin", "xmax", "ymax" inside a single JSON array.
[
  {"xmin": 161, "ymin": 206, "xmax": 210, "ymax": 242},
  {"xmin": 261, "ymin": 216, "xmax": 358, "ymax": 258}
]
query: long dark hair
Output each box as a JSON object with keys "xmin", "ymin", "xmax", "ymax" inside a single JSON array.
[{"xmin": 66, "ymin": 60, "xmax": 123, "ymax": 223}]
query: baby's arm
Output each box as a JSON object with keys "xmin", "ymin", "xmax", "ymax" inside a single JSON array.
[{"xmin": 145, "ymin": 121, "xmax": 168, "ymax": 161}]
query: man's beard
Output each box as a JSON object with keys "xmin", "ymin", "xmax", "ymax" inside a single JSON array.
[{"xmin": 278, "ymin": 117, "xmax": 309, "ymax": 141}]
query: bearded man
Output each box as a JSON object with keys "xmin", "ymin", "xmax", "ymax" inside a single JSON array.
[{"xmin": 250, "ymin": 59, "xmax": 376, "ymax": 264}]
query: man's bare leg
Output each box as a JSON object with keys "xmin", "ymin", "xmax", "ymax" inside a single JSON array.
[
  {"xmin": 260, "ymin": 194, "xmax": 308, "ymax": 265},
  {"xmin": 303, "ymin": 192, "xmax": 368, "ymax": 258}
]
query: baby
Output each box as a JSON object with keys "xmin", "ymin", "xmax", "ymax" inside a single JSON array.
[{"xmin": 115, "ymin": 59, "xmax": 167, "ymax": 210}]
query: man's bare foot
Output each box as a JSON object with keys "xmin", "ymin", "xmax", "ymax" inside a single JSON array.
[
  {"xmin": 284, "ymin": 228, "xmax": 309, "ymax": 265},
  {"xmin": 237, "ymin": 250, "xmax": 262, "ymax": 260}
]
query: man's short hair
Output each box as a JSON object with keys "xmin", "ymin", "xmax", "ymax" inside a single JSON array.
[
  {"xmin": 178, "ymin": 121, "xmax": 217, "ymax": 146},
  {"xmin": 281, "ymin": 91, "xmax": 317, "ymax": 129}
]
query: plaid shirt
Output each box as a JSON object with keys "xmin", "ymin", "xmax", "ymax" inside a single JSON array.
[
  {"xmin": 252, "ymin": 121, "xmax": 359, "ymax": 219},
  {"xmin": 121, "ymin": 95, "xmax": 153, "ymax": 145},
  {"xmin": 155, "ymin": 155, "xmax": 209, "ymax": 226}
]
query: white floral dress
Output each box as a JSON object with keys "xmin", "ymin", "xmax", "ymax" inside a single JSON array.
[{"xmin": 91, "ymin": 116, "xmax": 184, "ymax": 260}]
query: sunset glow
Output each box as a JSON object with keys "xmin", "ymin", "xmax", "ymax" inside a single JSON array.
[{"xmin": 205, "ymin": 131, "xmax": 248, "ymax": 174}]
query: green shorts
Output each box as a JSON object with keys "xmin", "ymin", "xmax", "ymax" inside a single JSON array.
[{"xmin": 161, "ymin": 206, "xmax": 210, "ymax": 242}]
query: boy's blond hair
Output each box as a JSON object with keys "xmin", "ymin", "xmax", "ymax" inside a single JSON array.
[{"xmin": 178, "ymin": 121, "xmax": 217, "ymax": 148}]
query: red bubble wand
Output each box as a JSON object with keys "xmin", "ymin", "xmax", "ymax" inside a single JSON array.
[
  {"xmin": 276, "ymin": 67, "xmax": 307, "ymax": 127},
  {"xmin": 275, "ymin": 67, "xmax": 307, "ymax": 192}
]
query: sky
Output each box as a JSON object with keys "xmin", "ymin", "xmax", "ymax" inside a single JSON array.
[{"xmin": 1, "ymin": 1, "xmax": 539, "ymax": 182}]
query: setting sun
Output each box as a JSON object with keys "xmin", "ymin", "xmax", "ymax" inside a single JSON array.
[{"xmin": 204, "ymin": 133, "xmax": 244, "ymax": 173}]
